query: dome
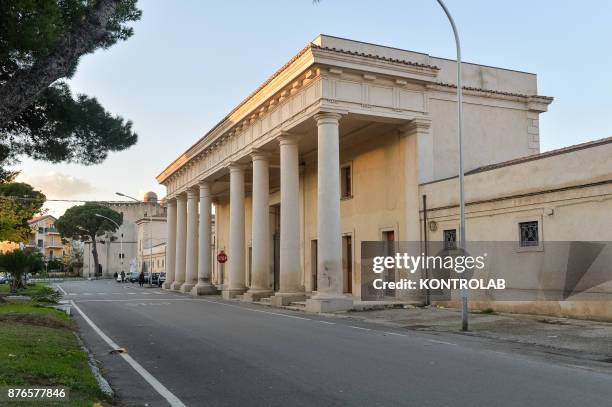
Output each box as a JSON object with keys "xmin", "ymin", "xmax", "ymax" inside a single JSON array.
[{"xmin": 143, "ymin": 191, "xmax": 158, "ymax": 203}]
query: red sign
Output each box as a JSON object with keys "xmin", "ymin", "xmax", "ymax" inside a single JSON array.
[{"xmin": 217, "ymin": 251, "xmax": 228, "ymax": 264}]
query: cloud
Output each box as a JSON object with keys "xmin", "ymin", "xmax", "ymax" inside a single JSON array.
[{"xmin": 17, "ymin": 172, "xmax": 95, "ymax": 198}]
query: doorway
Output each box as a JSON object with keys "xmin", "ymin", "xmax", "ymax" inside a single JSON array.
[
  {"xmin": 271, "ymin": 204, "xmax": 280, "ymax": 292},
  {"xmin": 382, "ymin": 230, "xmax": 396, "ymax": 298},
  {"xmin": 311, "ymin": 239, "xmax": 318, "ymax": 291},
  {"xmin": 342, "ymin": 234, "xmax": 353, "ymax": 294}
]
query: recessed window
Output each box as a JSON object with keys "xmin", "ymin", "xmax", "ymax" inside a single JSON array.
[
  {"xmin": 340, "ymin": 164, "xmax": 352, "ymax": 199},
  {"xmin": 443, "ymin": 229, "xmax": 457, "ymax": 250},
  {"xmin": 519, "ymin": 221, "xmax": 539, "ymax": 247}
]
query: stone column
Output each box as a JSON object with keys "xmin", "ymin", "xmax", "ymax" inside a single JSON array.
[
  {"xmin": 223, "ymin": 163, "xmax": 247, "ymax": 299},
  {"xmin": 162, "ymin": 198, "xmax": 176, "ymax": 289},
  {"xmin": 243, "ymin": 151, "xmax": 273, "ymax": 302},
  {"xmin": 192, "ymin": 182, "xmax": 216, "ymax": 295},
  {"xmin": 306, "ymin": 112, "xmax": 353, "ymax": 312},
  {"xmin": 181, "ymin": 188, "xmax": 199, "ymax": 293},
  {"xmin": 171, "ymin": 193, "xmax": 187, "ymax": 290},
  {"xmin": 400, "ymin": 118, "xmax": 432, "ymax": 241},
  {"xmin": 399, "ymin": 119, "xmax": 432, "ymax": 302},
  {"xmin": 272, "ymin": 134, "xmax": 305, "ymax": 306}
]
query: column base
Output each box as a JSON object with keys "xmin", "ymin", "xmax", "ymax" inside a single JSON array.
[
  {"xmin": 180, "ymin": 282, "xmax": 195, "ymax": 293},
  {"xmin": 170, "ymin": 281, "xmax": 184, "ymax": 291},
  {"xmin": 191, "ymin": 282, "xmax": 218, "ymax": 296},
  {"xmin": 271, "ymin": 292, "xmax": 306, "ymax": 307},
  {"xmin": 305, "ymin": 295, "xmax": 353, "ymax": 313},
  {"xmin": 242, "ymin": 289, "xmax": 273, "ymax": 302},
  {"xmin": 162, "ymin": 281, "xmax": 173, "ymax": 290},
  {"xmin": 222, "ymin": 288, "xmax": 246, "ymax": 299}
]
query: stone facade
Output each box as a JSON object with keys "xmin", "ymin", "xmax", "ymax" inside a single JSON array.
[{"xmin": 157, "ymin": 35, "xmax": 612, "ymax": 318}]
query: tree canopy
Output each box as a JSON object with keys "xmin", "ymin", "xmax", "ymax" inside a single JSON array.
[
  {"xmin": 56, "ymin": 203, "xmax": 122, "ymax": 277},
  {"xmin": 0, "ymin": 248, "xmax": 44, "ymax": 292},
  {"xmin": 56, "ymin": 203, "xmax": 122, "ymax": 239},
  {"xmin": 0, "ymin": 181, "xmax": 46, "ymax": 242},
  {"xmin": 0, "ymin": 0, "xmax": 141, "ymax": 169}
]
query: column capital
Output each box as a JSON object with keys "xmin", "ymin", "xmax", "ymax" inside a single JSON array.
[
  {"xmin": 314, "ymin": 112, "xmax": 343, "ymax": 125},
  {"xmin": 278, "ymin": 131, "xmax": 301, "ymax": 146},
  {"xmin": 166, "ymin": 197, "xmax": 177, "ymax": 207},
  {"xmin": 227, "ymin": 162, "xmax": 246, "ymax": 173},
  {"xmin": 399, "ymin": 117, "xmax": 432, "ymax": 136},
  {"xmin": 249, "ymin": 148, "xmax": 271, "ymax": 161},
  {"xmin": 187, "ymin": 187, "xmax": 198, "ymax": 199},
  {"xmin": 175, "ymin": 191, "xmax": 187, "ymax": 201},
  {"xmin": 198, "ymin": 180, "xmax": 211, "ymax": 188}
]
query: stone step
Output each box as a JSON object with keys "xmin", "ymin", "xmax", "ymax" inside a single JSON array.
[
  {"xmin": 289, "ymin": 301, "xmax": 306, "ymax": 308},
  {"xmin": 258, "ymin": 297, "xmax": 271, "ymax": 304}
]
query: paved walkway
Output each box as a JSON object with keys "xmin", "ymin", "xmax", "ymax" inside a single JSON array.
[{"xmin": 340, "ymin": 305, "xmax": 612, "ymax": 364}]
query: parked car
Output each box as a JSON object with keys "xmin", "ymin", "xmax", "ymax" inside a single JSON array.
[
  {"xmin": 0, "ymin": 273, "xmax": 8, "ymax": 284},
  {"xmin": 151, "ymin": 272, "xmax": 160, "ymax": 286},
  {"xmin": 128, "ymin": 271, "xmax": 140, "ymax": 283},
  {"xmin": 157, "ymin": 272, "xmax": 166, "ymax": 287}
]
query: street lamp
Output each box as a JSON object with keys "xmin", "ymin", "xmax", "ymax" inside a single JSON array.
[
  {"xmin": 95, "ymin": 214, "xmax": 124, "ymax": 277},
  {"xmin": 116, "ymin": 192, "xmax": 155, "ymax": 287},
  {"xmin": 436, "ymin": 0, "xmax": 468, "ymax": 331}
]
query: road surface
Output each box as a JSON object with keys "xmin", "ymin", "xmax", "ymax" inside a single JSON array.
[{"xmin": 59, "ymin": 279, "xmax": 612, "ymax": 407}]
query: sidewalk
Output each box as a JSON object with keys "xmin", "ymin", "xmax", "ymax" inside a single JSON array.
[{"xmin": 341, "ymin": 306, "xmax": 612, "ymax": 363}]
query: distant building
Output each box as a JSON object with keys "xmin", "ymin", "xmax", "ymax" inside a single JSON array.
[
  {"xmin": 26, "ymin": 215, "xmax": 65, "ymax": 261},
  {"xmin": 82, "ymin": 192, "xmax": 167, "ymax": 278}
]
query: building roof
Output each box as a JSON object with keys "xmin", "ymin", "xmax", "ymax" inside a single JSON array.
[
  {"xmin": 156, "ymin": 34, "xmax": 550, "ymax": 185},
  {"xmin": 467, "ymin": 136, "xmax": 612, "ymax": 175},
  {"xmin": 28, "ymin": 214, "xmax": 56, "ymax": 225}
]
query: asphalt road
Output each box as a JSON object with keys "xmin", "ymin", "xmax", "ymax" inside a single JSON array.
[{"xmin": 59, "ymin": 279, "xmax": 612, "ymax": 407}]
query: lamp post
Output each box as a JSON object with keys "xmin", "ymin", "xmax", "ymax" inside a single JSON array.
[
  {"xmin": 435, "ymin": 0, "xmax": 468, "ymax": 331},
  {"xmin": 116, "ymin": 192, "xmax": 155, "ymax": 287},
  {"xmin": 94, "ymin": 214, "xmax": 123, "ymax": 278}
]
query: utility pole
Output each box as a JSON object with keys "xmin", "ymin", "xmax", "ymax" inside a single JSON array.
[{"xmin": 436, "ymin": 0, "xmax": 468, "ymax": 331}]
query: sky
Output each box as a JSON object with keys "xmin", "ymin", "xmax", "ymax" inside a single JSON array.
[{"xmin": 13, "ymin": 0, "xmax": 612, "ymax": 217}]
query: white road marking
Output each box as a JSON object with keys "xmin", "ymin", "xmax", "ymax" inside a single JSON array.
[
  {"xmin": 75, "ymin": 298, "xmax": 193, "ymax": 303},
  {"xmin": 198, "ymin": 299, "xmax": 312, "ymax": 321},
  {"xmin": 55, "ymin": 284, "xmax": 67, "ymax": 295},
  {"xmin": 348, "ymin": 326, "xmax": 371, "ymax": 331},
  {"xmin": 426, "ymin": 339, "xmax": 457, "ymax": 346},
  {"xmin": 384, "ymin": 331, "xmax": 408, "ymax": 337},
  {"xmin": 70, "ymin": 301, "xmax": 186, "ymax": 407},
  {"xmin": 315, "ymin": 320, "xmax": 336, "ymax": 325}
]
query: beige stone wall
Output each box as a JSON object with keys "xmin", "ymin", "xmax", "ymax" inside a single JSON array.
[{"xmin": 422, "ymin": 141, "xmax": 612, "ymax": 320}]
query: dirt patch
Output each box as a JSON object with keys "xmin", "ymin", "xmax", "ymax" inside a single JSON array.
[{"xmin": 0, "ymin": 313, "xmax": 74, "ymax": 331}]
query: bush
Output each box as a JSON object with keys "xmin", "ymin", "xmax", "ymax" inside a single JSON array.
[{"xmin": 30, "ymin": 285, "xmax": 62, "ymax": 304}]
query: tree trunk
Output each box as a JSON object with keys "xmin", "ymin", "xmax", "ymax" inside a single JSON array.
[
  {"xmin": 91, "ymin": 235, "xmax": 100, "ymax": 279},
  {"xmin": 0, "ymin": 0, "xmax": 122, "ymax": 128}
]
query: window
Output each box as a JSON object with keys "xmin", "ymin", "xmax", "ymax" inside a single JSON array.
[
  {"xmin": 37, "ymin": 239, "xmax": 43, "ymax": 248},
  {"xmin": 38, "ymin": 227, "xmax": 43, "ymax": 234},
  {"xmin": 443, "ymin": 229, "xmax": 457, "ymax": 250},
  {"xmin": 519, "ymin": 221, "xmax": 539, "ymax": 247},
  {"xmin": 340, "ymin": 164, "xmax": 352, "ymax": 199}
]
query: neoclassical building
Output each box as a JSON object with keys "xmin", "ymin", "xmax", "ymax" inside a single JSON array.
[{"xmin": 157, "ymin": 35, "xmax": 612, "ymax": 317}]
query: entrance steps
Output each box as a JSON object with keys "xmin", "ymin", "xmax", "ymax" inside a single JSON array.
[{"xmin": 284, "ymin": 300, "xmax": 307, "ymax": 311}]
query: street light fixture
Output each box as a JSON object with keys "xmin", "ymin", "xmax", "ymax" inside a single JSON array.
[
  {"xmin": 435, "ymin": 0, "xmax": 468, "ymax": 331},
  {"xmin": 94, "ymin": 214, "xmax": 124, "ymax": 277},
  {"xmin": 116, "ymin": 191, "xmax": 155, "ymax": 287}
]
